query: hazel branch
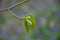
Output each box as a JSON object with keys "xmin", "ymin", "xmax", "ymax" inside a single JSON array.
[{"xmin": 0, "ymin": 0, "xmax": 27, "ymax": 12}]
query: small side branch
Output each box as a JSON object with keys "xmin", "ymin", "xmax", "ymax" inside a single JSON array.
[{"xmin": 8, "ymin": 9, "xmax": 23, "ymax": 20}]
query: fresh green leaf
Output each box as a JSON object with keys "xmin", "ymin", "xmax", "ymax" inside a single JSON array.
[
  {"xmin": 26, "ymin": 14, "xmax": 36, "ymax": 29},
  {"xmin": 24, "ymin": 14, "xmax": 36, "ymax": 33}
]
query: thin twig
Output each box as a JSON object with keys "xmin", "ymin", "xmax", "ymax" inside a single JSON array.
[
  {"xmin": 8, "ymin": 9, "xmax": 23, "ymax": 20},
  {"xmin": 0, "ymin": 0, "xmax": 27, "ymax": 12}
]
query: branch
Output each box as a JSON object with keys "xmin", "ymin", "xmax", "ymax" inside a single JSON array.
[
  {"xmin": 0, "ymin": 0, "xmax": 27, "ymax": 12},
  {"xmin": 8, "ymin": 9, "xmax": 24, "ymax": 20}
]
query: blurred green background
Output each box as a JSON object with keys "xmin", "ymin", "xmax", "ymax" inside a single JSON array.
[{"xmin": 0, "ymin": 0, "xmax": 60, "ymax": 40}]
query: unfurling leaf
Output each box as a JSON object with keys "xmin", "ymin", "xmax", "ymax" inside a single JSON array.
[
  {"xmin": 24, "ymin": 14, "xmax": 36, "ymax": 33},
  {"xmin": 26, "ymin": 14, "xmax": 36, "ymax": 29}
]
